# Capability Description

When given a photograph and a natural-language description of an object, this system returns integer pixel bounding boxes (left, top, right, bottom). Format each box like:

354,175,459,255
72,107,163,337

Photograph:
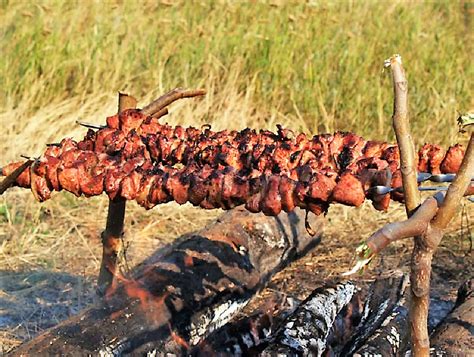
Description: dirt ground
0,192,472,353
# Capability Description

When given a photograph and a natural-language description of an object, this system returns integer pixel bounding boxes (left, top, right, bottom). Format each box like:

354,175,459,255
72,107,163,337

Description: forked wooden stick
348,56,474,357
386,55,433,356
388,55,420,215
97,92,137,295
96,88,206,294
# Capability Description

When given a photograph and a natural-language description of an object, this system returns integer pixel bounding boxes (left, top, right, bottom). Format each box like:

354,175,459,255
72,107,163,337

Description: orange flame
184,255,194,267
104,265,170,326
168,322,190,350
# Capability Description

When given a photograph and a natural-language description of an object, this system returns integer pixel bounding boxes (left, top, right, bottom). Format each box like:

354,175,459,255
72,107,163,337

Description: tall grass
0,0,471,160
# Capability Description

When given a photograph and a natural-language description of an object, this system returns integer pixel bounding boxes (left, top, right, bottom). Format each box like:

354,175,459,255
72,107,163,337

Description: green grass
1,0,472,148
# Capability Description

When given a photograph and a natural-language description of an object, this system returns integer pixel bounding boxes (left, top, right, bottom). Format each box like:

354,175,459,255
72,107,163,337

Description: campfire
1,55,472,356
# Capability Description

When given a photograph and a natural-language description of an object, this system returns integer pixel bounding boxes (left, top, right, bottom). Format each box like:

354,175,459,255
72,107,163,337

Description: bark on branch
141,88,206,117
389,54,420,215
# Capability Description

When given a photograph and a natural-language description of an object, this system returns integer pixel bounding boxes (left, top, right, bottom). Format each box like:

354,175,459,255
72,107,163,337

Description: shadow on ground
0,270,96,352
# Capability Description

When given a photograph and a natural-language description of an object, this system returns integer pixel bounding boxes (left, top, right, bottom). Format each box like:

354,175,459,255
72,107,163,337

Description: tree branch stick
366,197,438,254
409,134,473,354
141,88,206,117
0,160,33,194
389,55,420,215
388,54,428,356
97,92,137,295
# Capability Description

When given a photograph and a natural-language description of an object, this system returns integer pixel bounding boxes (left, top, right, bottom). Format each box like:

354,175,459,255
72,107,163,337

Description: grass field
0,0,472,351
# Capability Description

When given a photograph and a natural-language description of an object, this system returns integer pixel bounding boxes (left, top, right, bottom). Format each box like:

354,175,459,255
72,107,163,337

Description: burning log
260,281,355,356
191,290,300,356
353,293,456,357
11,207,323,355
340,272,407,355
430,279,474,355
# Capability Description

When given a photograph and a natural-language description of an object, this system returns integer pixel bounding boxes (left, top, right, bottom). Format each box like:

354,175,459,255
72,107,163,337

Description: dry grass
0,0,473,352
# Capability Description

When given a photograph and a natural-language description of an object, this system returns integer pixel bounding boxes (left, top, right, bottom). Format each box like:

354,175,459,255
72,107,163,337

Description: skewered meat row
1,120,465,215
76,110,463,177
7,109,462,183
0,157,412,215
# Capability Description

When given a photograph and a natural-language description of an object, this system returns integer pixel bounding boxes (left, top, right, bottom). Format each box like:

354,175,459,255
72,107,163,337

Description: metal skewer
76,121,106,130
418,172,474,183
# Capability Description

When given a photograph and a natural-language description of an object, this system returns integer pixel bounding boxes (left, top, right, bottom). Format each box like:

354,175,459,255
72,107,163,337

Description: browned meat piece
188,175,208,206
332,172,365,207
307,173,337,201
418,143,445,174
382,146,400,172
165,173,189,205
118,109,147,133
363,141,388,158
58,167,80,197
417,143,432,173
106,114,119,129
2,107,467,217
261,175,282,216
135,175,155,209
390,170,404,202
31,172,51,202
121,171,141,200
279,175,296,212
440,144,464,173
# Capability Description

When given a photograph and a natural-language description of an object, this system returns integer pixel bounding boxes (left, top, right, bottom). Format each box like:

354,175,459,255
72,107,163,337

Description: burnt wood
430,279,474,356
260,281,355,357
12,207,323,355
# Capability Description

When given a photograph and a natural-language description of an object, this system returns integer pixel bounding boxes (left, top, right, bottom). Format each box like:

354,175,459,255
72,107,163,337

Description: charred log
340,272,407,355
355,294,455,357
353,296,410,356
191,291,300,356
11,207,323,356
430,279,474,356
260,281,355,357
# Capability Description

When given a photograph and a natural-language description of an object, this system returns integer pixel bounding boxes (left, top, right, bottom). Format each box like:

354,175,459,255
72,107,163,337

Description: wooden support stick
388,55,473,356
408,134,473,356
388,54,430,356
97,92,137,295
141,88,206,117
389,54,420,215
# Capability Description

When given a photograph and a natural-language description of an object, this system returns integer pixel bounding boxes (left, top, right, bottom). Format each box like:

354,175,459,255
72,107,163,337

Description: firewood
430,279,474,355
11,207,323,355
191,290,299,356
340,272,407,355
353,295,455,357
260,281,355,356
